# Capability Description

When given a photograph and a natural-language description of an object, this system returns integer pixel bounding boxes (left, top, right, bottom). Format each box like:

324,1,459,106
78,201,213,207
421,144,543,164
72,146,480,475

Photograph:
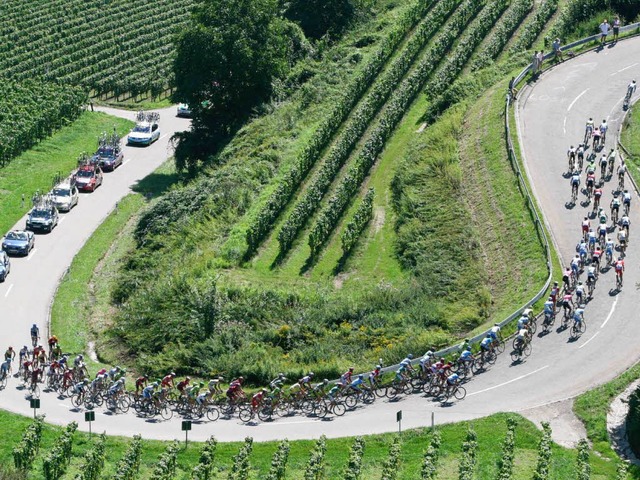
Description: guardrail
378,23,640,374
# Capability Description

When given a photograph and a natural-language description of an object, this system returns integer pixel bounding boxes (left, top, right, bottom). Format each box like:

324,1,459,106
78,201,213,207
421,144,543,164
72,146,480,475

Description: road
1,40,640,443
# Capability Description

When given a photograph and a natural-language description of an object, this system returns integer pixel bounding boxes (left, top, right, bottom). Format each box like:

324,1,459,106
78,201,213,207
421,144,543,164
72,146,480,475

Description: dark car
2,230,35,256
74,165,103,192
95,145,124,172
26,204,59,233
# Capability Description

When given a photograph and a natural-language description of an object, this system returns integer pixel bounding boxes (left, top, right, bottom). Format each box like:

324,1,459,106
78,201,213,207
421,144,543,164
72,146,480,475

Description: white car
127,120,160,146
51,182,79,212
0,250,10,282
177,103,192,117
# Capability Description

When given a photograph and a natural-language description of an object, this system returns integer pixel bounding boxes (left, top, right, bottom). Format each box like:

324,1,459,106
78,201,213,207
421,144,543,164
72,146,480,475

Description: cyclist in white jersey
600,119,608,142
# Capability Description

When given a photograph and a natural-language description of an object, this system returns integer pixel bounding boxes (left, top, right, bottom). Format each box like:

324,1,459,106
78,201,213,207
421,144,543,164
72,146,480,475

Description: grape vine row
12,415,44,471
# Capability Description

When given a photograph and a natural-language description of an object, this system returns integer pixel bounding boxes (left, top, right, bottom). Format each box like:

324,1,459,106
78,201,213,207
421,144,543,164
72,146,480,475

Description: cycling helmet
32,323,37,328
7,346,12,350
323,379,329,384
407,354,414,359
238,376,244,382
349,367,354,372
309,372,314,377
553,281,558,286
578,281,583,286
358,374,363,379
262,388,268,393
186,376,191,380
78,354,84,360
23,346,28,350
375,365,382,370
153,381,159,387
170,372,176,377
218,376,224,380
199,382,205,388
464,346,471,352
279,372,285,377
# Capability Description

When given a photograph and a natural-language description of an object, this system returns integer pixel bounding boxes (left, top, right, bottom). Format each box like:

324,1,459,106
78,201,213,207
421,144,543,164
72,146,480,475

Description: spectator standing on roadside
536,50,544,71
600,19,609,45
531,51,539,76
552,38,564,62
613,17,621,42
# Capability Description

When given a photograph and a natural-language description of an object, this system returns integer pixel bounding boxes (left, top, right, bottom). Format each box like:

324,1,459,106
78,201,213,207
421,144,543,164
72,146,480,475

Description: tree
173,0,298,172
285,0,367,39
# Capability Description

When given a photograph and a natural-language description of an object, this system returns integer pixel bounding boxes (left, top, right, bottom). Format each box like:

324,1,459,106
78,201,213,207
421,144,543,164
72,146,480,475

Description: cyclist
227,377,245,403
187,382,204,405
4,346,15,362
561,291,574,317
339,367,355,388
607,148,616,174
517,313,529,331
562,266,572,290
599,153,608,178
543,296,555,321
622,189,632,213
571,171,581,200
618,228,628,252
597,221,607,245
73,354,84,369
479,334,493,356
489,322,502,342
586,172,596,198
567,145,576,169
585,118,594,142
581,217,590,240
611,194,621,223
459,347,475,368
47,335,59,353
208,376,224,396
196,389,213,407
312,378,330,396
269,373,287,390
444,373,460,397
161,372,176,389
515,327,530,352
71,378,90,396
368,365,382,389
400,354,414,372
586,265,597,292
142,382,158,408
592,127,601,150
30,324,39,346
349,374,369,393
50,343,62,361
571,254,581,279
618,161,627,187
577,144,585,168
394,364,408,385
587,229,597,252
593,185,603,210
575,281,586,305
108,378,126,402
592,245,602,270
135,375,148,395
605,237,615,264
614,256,625,284
573,306,585,328
577,240,588,266
251,389,268,411
108,366,124,382
300,372,315,392
627,80,637,101
176,376,191,396
326,384,342,402
0,357,11,378
600,119,608,143
19,346,29,364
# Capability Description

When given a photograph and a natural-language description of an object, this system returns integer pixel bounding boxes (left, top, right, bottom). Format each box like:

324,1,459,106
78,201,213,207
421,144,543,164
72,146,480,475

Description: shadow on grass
131,170,183,198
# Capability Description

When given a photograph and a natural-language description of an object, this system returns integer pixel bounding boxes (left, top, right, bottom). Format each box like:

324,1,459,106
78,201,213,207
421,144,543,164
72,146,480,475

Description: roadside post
29,398,40,418
85,410,95,436
397,410,402,434
182,420,192,448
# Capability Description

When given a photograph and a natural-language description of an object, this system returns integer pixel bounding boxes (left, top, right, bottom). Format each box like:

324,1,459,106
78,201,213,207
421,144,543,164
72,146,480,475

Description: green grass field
0,112,133,235
621,101,640,186
0,410,628,479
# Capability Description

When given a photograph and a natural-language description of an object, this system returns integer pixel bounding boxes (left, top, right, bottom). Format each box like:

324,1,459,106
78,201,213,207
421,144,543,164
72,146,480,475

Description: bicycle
440,382,467,403
616,273,623,290
571,183,578,203
344,387,375,408
0,369,8,389
541,311,555,333
587,278,595,297
510,338,532,362
571,319,586,338
618,173,625,191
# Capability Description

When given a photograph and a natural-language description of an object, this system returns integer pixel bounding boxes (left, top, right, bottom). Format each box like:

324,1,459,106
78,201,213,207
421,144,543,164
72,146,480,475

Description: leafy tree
173,0,304,171
285,0,365,39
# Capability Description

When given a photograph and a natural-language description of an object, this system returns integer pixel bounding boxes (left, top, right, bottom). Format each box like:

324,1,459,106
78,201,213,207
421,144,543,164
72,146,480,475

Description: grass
620,101,640,187
50,160,180,367
573,361,640,476
0,410,625,479
0,112,133,235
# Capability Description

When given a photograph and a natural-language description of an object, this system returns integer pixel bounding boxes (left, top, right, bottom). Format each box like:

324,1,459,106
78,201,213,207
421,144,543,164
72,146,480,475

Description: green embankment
621,102,640,186
0,112,132,235
0,411,625,479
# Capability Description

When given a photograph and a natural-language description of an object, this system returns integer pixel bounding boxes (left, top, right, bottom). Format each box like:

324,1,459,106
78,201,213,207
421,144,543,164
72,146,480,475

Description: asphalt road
0,39,639,443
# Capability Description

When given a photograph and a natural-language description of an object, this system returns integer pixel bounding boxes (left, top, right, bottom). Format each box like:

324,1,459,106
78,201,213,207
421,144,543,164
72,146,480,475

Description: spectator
536,50,544,71
552,38,564,62
532,51,538,76
508,76,518,100
599,19,609,45
613,17,621,42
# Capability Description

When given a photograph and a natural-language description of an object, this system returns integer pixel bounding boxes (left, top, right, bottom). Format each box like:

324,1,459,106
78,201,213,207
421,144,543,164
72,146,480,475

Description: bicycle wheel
160,405,173,420
495,340,505,354
510,350,521,363
206,406,220,422
331,402,346,417
362,390,375,404
118,396,131,413
454,385,467,400
239,406,254,423
0,374,6,389
523,343,532,357
374,385,387,398
487,350,497,365
529,320,537,335
345,394,358,409
314,402,328,419
71,393,83,407
257,406,274,422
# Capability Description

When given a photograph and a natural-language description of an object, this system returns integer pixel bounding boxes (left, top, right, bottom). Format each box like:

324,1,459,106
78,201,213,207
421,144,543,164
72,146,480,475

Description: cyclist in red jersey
251,388,268,410
135,375,148,394
227,377,245,402
177,377,191,395
161,372,176,389
550,281,560,307
615,257,625,282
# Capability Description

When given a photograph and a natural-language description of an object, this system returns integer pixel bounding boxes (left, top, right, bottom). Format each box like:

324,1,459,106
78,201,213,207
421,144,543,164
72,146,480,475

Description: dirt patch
607,379,640,465
333,272,350,289
373,206,386,234
520,398,588,448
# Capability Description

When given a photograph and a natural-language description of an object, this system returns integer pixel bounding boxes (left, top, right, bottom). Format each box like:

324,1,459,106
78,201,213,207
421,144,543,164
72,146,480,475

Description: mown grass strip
620,102,640,187
0,112,132,235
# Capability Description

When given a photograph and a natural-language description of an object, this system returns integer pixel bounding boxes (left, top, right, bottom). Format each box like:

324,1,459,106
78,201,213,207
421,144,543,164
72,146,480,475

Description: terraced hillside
54,0,637,381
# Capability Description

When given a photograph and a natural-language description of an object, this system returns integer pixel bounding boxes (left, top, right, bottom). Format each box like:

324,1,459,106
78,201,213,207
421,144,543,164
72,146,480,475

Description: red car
74,165,103,192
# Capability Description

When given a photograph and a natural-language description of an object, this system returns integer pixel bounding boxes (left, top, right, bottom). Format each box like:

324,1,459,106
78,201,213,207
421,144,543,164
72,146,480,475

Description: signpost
182,420,192,448
396,410,402,434
85,410,95,436
29,398,40,418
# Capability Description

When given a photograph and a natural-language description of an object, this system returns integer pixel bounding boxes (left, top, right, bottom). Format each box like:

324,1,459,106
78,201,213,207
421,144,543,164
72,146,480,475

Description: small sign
396,410,402,422
85,411,95,422
30,398,40,409
182,420,192,431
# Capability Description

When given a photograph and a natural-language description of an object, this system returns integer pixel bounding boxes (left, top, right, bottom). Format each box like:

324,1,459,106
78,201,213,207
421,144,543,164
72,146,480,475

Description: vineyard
1,413,631,479
0,0,195,99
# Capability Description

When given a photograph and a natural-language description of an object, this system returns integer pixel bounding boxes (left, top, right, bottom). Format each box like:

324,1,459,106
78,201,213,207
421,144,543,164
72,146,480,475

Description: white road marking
468,365,549,397
27,248,37,261
578,331,600,349
567,89,589,112
610,62,639,75
59,217,66,224
4,284,13,297
563,117,567,135
159,134,168,141
122,159,130,166
600,296,619,328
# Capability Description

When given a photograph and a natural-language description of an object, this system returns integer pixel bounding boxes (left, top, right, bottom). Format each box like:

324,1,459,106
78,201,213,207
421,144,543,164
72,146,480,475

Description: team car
127,111,160,146
0,250,10,282
74,164,104,192
26,201,59,233
51,182,79,212
94,131,124,171
2,230,35,256
176,103,192,117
